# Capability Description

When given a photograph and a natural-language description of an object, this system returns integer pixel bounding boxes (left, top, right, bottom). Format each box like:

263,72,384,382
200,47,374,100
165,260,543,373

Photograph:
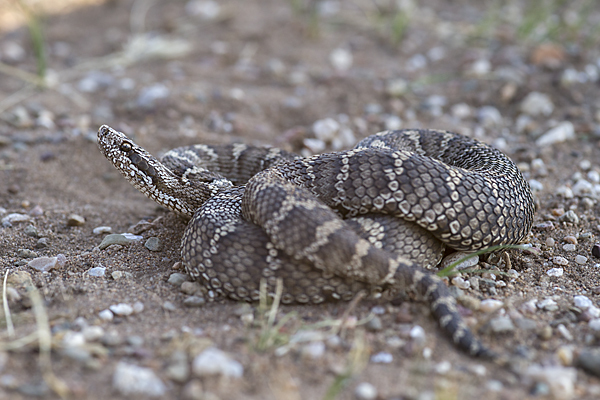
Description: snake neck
97,125,231,218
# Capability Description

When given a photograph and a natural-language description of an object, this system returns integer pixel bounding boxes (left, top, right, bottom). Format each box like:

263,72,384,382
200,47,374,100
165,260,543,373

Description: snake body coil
98,125,534,358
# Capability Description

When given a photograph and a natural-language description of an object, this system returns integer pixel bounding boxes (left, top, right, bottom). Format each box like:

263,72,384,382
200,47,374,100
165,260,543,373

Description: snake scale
97,125,534,358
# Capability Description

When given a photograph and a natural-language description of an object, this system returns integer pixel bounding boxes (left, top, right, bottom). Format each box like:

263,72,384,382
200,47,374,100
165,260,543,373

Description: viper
97,125,534,358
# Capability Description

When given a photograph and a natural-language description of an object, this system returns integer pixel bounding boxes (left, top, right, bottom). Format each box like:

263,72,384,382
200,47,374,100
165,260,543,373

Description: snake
97,125,534,358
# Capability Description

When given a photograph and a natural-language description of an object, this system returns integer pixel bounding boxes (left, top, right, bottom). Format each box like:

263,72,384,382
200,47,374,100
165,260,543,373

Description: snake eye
120,141,132,152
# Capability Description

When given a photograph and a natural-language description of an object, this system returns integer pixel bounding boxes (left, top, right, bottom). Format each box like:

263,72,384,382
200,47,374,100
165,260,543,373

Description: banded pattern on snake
97,125,534,358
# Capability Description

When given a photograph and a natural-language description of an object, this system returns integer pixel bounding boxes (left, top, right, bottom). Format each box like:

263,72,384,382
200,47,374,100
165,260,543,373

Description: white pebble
87,266,106,277
370,352,393,363
468,59,491,76
547,267,564,277
82,325,105,341
521,299,538,313
555,185,574,198
574,295,593,310
478,106,503,128
553,256,569,266
301,341,325,359
109,303,134,316
28,256,59,272
354,382,377,400
562,244,576,252
93,226,112,235
313,118,339,142
538,298,559,311
112,362,166,397
588,306,600,318
535,121,575,147
384,115,403,130
588,170,600,183
303,138,326,154
434,360,452,375
557,324,573,341
133,301,145,313
451,276,470,290
575,255,588,265
528,179,544,192
409,325,425,341
589,319,600,331
99,309,114,321
451,103,472,119
329,48,353,72
192,347,243,378
572,179,593,196
480,299,504,313
2,213,31,224
580,159,592,170
520,92,554,116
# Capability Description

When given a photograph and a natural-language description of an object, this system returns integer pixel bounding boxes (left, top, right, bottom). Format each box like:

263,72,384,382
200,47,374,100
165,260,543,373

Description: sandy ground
2,1,600,399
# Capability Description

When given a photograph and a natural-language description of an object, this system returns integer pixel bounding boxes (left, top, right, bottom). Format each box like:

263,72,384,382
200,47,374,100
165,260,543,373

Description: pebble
451,276,470,290
557,324,573,341
557,346,574,366
99,234,132,250
489,316,515,332
24,225,38,237
386,78,408,97
136,84,170,109
562,244,576,252
36,237,49,248
535,121,575,147
365,316,383,331
109,303,134,316
520,92,554,116
2,213,30,225
180,281,201,295
354,382,377,400
66,214,85,226
18,249,38,258
592,244,600,259
166,350,190,383
534,221,555,231
528,179,544,192
572,179,593,196
303,138,326,154
192,347,243,378
98,309,114,321
559,210,579,224
515,318,537,331
538,298,559,311
300,341,325,360
552,256,568,266
168,273,189,286
77,71,115,93
477,106,503,128
163,301,178,311
312,118,339,142
575,255,588,265
132,301,144,314
93,226,112,235
574,295,593,310
144,237,162,252
370,352,393,363
27,256,59,272
183,296,205,307
526,365,576,399
329,48,353,72
588,319,600,331
543,267,559,278
409,325,425,343
87,267,106,277
111,271,132,280
82,326,105,342
480,299,504,313
450,103,472,119
112,362,166,397
577,349,600,377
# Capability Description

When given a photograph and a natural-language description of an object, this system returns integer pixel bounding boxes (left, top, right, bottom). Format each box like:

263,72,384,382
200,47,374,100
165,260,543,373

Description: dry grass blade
3,269,14,338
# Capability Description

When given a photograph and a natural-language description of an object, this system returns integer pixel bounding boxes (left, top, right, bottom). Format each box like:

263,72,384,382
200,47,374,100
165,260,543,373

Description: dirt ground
2,0,600,399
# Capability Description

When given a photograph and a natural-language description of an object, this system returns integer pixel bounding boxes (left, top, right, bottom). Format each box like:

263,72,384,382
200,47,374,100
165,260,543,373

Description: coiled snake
97,125,534,358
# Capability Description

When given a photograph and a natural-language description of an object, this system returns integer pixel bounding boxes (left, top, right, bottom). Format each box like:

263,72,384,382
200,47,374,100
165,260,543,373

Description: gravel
112,362,167,397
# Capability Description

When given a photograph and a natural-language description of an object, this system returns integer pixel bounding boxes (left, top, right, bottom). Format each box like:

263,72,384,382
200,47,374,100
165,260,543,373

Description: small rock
365,316,383,331
480,299,504,313
112,362,166,397
99,234,132,250
441,252,478,270
67,214,85,226
535,121,575,147
109,303,134,316
370,352,393,363
386,78,408,97
144,237,162,252
588,319,600,331
557,346,574,366
592,244,600,259
575,255,588,265
329,48,353,72
538,298,559,311
166,350,190,383
300,341,325,360
24,225,38,237
489,316,515,333
562,244,576,252
559,210,579,224
574,295,593,310
133,301,144,313
525,365,576,400
552,256,568,266
163,301,178,311
35,237,49,248
477,106,503,128
192,347,243,378
18,249,38,258
354,382,377,400
557,324,573,341
520,92,554,116
93,226,112,235
27,256,58,272
451,276,470,290
82,326,105,342
450,103,472,119
2,213,30,225
534,221,555,231
577,349,600,377
87,267,106,277
168,273,189,286
312,118,339,142
183,296,205,307
409,325,425,342
99,309,114,321
137,84,170,109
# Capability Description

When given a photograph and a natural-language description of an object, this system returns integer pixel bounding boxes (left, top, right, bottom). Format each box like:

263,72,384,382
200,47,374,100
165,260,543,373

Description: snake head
97,125,232,217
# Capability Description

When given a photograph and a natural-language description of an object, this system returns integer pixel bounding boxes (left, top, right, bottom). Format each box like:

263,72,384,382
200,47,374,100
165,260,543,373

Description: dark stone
577,349,600,377
592,243,600,259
